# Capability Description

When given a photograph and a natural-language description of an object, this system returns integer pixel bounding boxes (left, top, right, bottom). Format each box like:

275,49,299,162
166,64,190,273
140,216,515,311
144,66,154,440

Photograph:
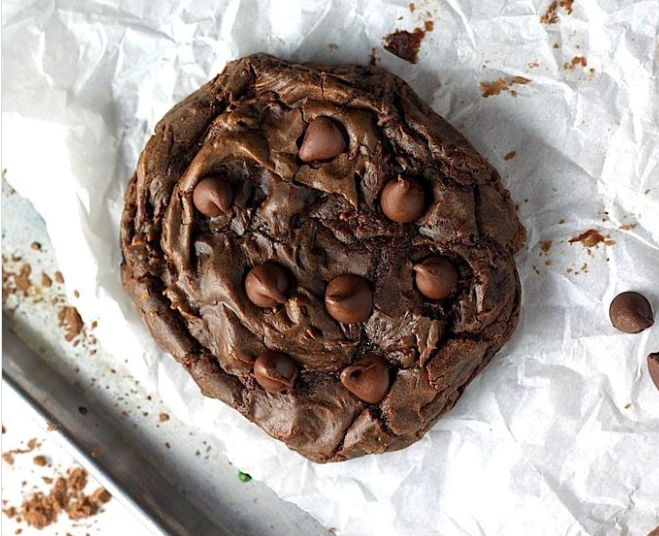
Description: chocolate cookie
120,54,525,462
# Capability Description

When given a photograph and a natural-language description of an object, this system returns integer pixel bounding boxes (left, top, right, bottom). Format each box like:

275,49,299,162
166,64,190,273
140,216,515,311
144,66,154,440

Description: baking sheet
3,0,659,534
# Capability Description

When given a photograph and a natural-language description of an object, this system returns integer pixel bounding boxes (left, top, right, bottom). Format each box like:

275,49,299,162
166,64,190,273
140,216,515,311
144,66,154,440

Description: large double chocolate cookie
121,54,525,462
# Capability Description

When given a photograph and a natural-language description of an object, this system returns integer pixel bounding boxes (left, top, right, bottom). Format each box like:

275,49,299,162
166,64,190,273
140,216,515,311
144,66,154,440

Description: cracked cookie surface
120,53,525,462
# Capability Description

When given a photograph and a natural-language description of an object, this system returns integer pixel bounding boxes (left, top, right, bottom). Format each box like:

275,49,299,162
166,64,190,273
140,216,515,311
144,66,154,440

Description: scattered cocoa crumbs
14,264,32,295
58,306,84,342
504,151,517,161
33,455,47,467
480,76,530,98
568,229,615,248
383,20,434,64
564,56,587,70
3,506,17,518
159,413,170,423
9,466,112,529
54,271,64,284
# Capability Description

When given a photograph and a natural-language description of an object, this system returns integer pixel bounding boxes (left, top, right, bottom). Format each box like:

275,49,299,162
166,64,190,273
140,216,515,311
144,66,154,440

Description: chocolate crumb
504,151,517,161
480,76,530,98
54,271,64,284
14,264,32,295
619,223,637,231
41,273,52,287
58,306,84,342
383,20,433,64
2,425,5,434
46,421,60,432
165,442,171,449
3,505,17,518
568,229,615,248
73,290,80,298
541,0,573,24
33,455,47,467
159,413,170,423
564,56,587,70
30,242,42,251
540,240,553,255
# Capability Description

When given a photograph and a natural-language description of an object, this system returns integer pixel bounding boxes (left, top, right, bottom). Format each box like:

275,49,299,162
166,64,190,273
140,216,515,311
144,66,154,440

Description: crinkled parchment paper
3,0,659,534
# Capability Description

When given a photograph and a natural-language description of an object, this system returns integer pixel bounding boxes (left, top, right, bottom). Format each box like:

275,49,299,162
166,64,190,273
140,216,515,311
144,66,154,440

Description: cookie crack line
120,53,524,462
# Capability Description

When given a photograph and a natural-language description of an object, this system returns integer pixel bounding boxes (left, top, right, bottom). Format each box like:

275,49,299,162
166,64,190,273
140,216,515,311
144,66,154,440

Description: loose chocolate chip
193,176,234,217
340,355,390,404
325,274,373,324
609,291,654,333
254,351,298,393
413,257,459,300
298,116,347,162
245,263,289,308
380,176,426,223
647,353,659,393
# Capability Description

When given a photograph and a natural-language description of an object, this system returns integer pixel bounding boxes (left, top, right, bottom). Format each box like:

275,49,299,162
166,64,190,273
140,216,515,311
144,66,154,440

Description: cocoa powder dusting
57,306,84,342
383,20,434,64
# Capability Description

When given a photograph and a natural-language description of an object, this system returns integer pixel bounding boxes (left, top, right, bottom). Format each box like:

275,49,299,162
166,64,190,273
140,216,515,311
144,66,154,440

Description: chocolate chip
325,274,373,324
413,257,459,300
253,351,298,393
298,117,347,162
380,176,426,223
609,291,654,333
340,355,390,403
245,263,289,308
193,176,234,217
648,353,659,394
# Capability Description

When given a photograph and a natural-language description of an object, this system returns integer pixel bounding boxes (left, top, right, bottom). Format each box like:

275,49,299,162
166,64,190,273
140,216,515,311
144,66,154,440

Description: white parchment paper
3,0,659,534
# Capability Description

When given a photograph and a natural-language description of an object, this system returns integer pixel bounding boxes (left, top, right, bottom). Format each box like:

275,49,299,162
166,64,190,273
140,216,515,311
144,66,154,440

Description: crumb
165,442,171,449
540,240,553,255
619,223,637,231
33,455,47,467
409,2,415,11
383,20,433,64
15,264,32,295
42,477,53,484
504,151,517,161
46,421,60,432
41,273,52,287
90,446,105,459
558,218,565,224
624,403,632,409
30,242,42,251
553,43,559,49
90,488,111,504
564,56,587,70
645,189,650,195
568,229,610,248
560,0,574,14
480,76,530,98
54,271,64,284
57,306,84,342
528,60,539,68
369,47,379,66
589,67,596,73
2,425,5,434
159,413,170,423
540,1,559,24
73,290,80,298
3,505,17,518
